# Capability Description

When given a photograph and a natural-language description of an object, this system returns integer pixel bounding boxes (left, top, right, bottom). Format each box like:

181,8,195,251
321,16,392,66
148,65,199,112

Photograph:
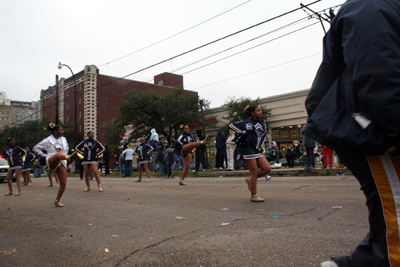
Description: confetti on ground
1,249,16,255
221,223,230,226
220,208,229,211
232,218,245,221
104,248,109,253
260,216,289,219
176,216,187,220
332,206,343,209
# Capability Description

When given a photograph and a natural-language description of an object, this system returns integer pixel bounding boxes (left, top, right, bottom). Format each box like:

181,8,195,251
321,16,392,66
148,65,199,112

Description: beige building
125,89,310,168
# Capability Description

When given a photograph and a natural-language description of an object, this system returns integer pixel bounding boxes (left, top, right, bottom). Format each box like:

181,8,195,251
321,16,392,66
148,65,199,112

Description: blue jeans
305,147,315,168
124,160,132,177
158,162,164,174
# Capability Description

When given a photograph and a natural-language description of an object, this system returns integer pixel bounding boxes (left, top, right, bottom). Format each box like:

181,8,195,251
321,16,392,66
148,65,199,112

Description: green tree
112,88,208,143
0,118,75,151
222,96,271,135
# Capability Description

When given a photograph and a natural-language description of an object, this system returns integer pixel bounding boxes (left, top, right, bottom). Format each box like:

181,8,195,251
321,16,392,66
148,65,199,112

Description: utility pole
55,75,59,125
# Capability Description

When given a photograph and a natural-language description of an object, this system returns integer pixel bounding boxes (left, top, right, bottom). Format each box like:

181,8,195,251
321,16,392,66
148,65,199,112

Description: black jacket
195,129,206,153
303,0,400,155
215,129,227,150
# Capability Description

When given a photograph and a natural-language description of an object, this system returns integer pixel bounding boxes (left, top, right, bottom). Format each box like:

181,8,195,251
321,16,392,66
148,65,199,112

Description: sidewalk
197,167,351,177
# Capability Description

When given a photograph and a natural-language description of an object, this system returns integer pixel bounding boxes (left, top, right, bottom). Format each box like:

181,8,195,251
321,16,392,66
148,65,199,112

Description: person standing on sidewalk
122,144,135,178
194,129,206,171
321,145,333,169
302,127,317,170
215,129,226,169
103,145,110,175
303,1,400,266
148,129,159,173
230,105,271,202
226,129,236,171
155,140,164,174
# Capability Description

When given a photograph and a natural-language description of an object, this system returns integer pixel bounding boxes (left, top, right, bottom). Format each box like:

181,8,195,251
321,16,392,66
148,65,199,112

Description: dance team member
3,137,26,196
34,123,74,207
22,146,35,186
76,131,105,192
230,105,271,202
134,139,153,182
175,125,208,185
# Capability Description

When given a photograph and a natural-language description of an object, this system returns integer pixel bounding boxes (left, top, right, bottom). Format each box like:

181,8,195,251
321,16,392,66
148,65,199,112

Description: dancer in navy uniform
302,1,400,266
134,139,153,182
175,125,209,185
34,123,75,207
230,105,271,202
3,137,26,196
76,131,105,192
22,146,35,186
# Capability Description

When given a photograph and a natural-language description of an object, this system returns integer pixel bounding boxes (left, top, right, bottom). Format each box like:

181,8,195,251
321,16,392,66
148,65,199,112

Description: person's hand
385,146,400,155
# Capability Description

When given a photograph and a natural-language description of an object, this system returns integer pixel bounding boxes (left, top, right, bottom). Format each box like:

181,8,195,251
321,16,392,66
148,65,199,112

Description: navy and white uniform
176,132,196,157
230,118,267,160
135,144,154,164
22,152,36,172
76,139,105,165
2,146,26,170
33,135,69,172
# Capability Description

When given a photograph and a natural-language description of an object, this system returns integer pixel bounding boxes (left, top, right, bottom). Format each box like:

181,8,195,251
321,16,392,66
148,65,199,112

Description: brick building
40,65,195,143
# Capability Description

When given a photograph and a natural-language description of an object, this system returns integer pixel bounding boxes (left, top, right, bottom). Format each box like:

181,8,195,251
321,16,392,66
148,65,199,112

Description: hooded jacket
215,129,227,150
195,129,206,152
303,0,400,155
149,129,159,150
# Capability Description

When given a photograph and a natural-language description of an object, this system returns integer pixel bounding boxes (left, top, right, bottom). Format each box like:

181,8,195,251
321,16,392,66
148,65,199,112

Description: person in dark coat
215,129,226,169
302,127,317,170
285,140,303,168
194,129,206,171
163,142,175,178
302,1,400,266
103,145,110,175
155,140,164,174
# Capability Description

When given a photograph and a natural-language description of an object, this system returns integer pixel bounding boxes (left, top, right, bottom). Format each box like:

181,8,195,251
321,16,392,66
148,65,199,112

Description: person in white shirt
33,123,75,207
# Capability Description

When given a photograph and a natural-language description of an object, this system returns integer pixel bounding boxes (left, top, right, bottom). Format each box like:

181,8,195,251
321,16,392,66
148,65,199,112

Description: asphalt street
1,175,367,267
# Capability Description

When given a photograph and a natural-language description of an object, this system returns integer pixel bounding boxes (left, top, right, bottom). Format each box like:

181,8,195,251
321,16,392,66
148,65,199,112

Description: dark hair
183,125,190,130
87,131,93,136
7,137,14,143
244,105,259,117
48,123,61,133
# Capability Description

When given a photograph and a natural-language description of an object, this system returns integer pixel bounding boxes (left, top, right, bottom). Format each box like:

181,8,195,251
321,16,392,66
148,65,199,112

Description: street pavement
1,175,367,267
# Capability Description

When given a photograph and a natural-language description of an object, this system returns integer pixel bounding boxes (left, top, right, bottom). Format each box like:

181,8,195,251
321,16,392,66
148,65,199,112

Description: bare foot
179,180,187,186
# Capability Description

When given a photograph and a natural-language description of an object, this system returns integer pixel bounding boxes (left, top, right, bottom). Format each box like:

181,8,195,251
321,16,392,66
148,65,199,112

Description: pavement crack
115,228,204,266
318,208,340,220
292,185,309,192
285,207,317,217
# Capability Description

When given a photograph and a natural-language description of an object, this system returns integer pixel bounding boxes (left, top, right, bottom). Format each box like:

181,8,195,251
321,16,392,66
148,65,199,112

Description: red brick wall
63,82,85,142
154,72,183,88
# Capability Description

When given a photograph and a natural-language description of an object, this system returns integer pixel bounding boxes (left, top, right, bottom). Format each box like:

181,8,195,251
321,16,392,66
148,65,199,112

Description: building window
66,103,68,109
79,111,81,119
79,97,81,104
66,90,69,96
271,129,279,139
280,130,289,138
290,129,299,138
66,115,69,122
79,125,81,132
5,117,10,121
6,112,10,115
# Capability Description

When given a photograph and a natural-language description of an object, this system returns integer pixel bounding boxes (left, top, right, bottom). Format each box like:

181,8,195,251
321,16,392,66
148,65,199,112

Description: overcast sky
0,0,344,108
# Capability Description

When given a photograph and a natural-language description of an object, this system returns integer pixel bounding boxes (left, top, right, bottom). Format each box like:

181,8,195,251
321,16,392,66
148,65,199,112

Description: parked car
0,158,9,182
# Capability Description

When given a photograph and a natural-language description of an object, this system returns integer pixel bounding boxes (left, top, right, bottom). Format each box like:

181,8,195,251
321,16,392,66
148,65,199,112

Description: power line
97,0,252,67
192,53,322,90
181,21,320,75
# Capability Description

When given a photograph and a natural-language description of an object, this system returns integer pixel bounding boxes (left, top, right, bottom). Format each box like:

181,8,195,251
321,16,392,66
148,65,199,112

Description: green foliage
222,96,271,135
0,118,75,151
112,88,207,143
